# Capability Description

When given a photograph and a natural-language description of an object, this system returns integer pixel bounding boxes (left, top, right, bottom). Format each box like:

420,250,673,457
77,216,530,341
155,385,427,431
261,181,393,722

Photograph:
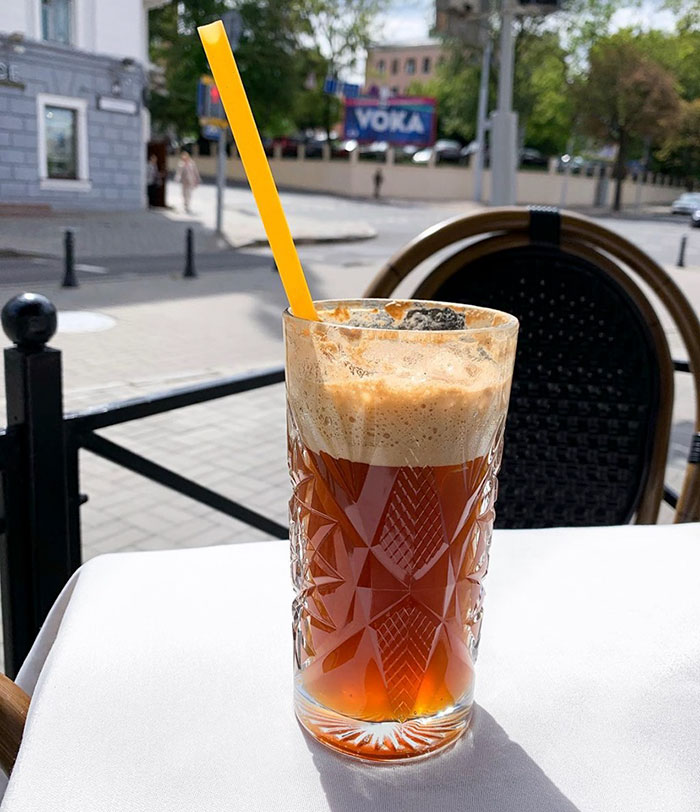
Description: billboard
344,97,437,146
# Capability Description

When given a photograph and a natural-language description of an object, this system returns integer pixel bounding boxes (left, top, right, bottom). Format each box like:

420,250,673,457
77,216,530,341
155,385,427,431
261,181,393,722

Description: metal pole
216,128,226,236
184,227,197,278
559,140,573,208
490,0,518,206
62,229,78,288
474,29,492,204
0,293,77,677
677,235,687,268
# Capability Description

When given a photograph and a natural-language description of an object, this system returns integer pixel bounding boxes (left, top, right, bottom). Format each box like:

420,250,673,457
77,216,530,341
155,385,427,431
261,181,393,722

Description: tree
575,38,681,210
149,0,309,139
658,99,700,188
301,0,388,137
513,25,573,155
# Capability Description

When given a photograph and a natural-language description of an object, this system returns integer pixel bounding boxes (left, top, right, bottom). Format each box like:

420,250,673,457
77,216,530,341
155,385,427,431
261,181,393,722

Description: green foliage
302,0,388,77
149,0,384,140
657,99,700,184
574,35,681,207
514,27,573,155
407,46,481,142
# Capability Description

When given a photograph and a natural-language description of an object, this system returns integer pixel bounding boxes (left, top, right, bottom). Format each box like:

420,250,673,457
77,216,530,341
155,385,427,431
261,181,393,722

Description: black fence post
184,227,197,278
0,293,79,677
677,235,687,268
62,229,79,288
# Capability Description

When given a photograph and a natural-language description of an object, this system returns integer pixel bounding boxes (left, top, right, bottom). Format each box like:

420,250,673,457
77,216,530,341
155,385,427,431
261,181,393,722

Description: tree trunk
613,132,627,212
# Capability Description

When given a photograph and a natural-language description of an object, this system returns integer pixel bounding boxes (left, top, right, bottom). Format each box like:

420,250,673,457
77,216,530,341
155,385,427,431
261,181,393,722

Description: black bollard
183,227,197,278
62,230,79,288
677,235,687,268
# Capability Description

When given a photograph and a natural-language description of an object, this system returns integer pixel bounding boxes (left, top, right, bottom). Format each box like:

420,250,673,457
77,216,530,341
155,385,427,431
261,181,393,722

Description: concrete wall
175,152,681,208
0,37,146,210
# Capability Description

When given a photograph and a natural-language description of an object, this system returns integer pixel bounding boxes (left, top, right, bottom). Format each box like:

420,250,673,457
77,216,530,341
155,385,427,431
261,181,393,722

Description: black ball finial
1,293,58,350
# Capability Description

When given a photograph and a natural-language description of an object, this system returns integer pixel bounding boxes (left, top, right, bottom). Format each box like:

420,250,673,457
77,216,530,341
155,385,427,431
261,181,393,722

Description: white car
671,193,700,215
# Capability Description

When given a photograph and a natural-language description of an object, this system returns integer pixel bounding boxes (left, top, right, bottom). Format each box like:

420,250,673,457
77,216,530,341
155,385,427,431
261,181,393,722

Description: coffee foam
285,302,517,468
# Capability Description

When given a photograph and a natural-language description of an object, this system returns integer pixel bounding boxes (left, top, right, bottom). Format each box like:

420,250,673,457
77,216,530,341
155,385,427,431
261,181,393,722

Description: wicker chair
365,207,700,527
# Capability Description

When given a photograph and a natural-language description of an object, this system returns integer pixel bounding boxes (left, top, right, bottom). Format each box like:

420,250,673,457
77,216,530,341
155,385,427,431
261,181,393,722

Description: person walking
373,167,384,200
175,150,201,214
146,154,162,208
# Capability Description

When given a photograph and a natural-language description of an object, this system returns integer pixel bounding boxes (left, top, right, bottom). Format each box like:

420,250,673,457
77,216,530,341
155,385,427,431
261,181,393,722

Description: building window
377,59,385,75
390,86,399,96
41,0,72,45
405,58,416,75
45,106,77,178
422,57,431,74
37,94,90,191
391,58,399,75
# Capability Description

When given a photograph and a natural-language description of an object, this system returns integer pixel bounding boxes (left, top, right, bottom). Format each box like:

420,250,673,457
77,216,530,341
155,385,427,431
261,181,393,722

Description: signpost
197,76,227,235
344,97,437,147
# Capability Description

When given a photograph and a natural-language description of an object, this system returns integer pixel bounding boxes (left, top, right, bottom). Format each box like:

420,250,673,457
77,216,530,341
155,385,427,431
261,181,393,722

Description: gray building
1,0,164,211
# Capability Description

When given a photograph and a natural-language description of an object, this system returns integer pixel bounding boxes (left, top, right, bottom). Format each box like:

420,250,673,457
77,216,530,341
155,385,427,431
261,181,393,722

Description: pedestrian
373,167,384,200
146,154,162,208
175,150,201,214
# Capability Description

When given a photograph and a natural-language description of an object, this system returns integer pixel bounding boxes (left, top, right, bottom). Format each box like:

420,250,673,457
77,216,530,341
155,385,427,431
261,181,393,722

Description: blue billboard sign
344,97,436,146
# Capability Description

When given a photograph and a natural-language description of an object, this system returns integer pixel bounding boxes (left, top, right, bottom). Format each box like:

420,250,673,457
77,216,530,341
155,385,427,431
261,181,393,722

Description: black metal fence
0,293,286,677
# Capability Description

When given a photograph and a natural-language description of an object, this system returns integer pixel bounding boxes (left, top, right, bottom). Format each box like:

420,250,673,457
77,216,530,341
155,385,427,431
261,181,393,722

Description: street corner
221,215,378,249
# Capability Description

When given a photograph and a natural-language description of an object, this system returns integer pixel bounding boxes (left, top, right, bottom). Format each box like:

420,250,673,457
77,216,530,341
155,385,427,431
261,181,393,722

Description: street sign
201,124,221,140
221,9,242,47
197,75,227,129
323,77,339,94
341,82,360,99
344,98,437,146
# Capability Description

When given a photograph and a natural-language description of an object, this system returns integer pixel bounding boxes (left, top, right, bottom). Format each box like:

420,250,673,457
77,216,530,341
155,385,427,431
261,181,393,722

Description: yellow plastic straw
198,20,317,320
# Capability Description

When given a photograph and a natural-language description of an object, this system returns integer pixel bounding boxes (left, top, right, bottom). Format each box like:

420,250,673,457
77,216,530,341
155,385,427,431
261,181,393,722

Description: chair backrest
366,207,700,526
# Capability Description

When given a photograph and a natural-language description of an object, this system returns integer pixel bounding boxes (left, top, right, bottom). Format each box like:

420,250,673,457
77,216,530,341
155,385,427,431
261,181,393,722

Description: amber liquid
290,440,495,726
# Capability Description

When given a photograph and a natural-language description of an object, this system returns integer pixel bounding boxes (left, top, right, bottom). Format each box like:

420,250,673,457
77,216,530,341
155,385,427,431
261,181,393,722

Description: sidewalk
0,185,377,259
0,253,696,562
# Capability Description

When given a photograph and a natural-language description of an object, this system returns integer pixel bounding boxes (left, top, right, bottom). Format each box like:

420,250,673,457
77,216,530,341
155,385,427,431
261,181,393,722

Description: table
2,524,699,811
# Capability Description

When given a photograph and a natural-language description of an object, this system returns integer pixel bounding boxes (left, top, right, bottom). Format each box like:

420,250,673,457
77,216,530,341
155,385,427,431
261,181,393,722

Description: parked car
358,141,390,160
412,139,463,165
671,193,700,215
331,139,357,158
557,154,587,174
520,148,548,169
691,209,700,228
459,141,490,167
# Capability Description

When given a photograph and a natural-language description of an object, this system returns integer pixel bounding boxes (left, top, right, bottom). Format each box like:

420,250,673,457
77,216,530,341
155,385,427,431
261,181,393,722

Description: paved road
2,184,699,286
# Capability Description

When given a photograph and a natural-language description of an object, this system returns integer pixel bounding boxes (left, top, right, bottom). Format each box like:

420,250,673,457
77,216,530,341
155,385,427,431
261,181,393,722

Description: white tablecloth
2,524,699,811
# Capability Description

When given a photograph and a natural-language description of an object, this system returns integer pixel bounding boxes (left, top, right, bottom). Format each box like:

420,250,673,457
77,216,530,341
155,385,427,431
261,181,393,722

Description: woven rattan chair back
365,207,700,526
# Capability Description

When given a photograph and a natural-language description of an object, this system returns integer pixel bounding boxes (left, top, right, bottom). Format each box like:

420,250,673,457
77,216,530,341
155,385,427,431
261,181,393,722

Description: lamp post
490,0,517,205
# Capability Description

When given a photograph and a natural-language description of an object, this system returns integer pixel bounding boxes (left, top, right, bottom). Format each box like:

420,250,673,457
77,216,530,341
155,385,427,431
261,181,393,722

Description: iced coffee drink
284,299,518,761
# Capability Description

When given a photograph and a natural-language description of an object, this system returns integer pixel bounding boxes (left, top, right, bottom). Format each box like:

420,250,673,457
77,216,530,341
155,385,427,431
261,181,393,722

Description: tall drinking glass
285,299,518,761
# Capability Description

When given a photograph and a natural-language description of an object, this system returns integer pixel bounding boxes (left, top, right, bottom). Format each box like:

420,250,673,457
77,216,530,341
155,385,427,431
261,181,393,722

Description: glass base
295,684,472,762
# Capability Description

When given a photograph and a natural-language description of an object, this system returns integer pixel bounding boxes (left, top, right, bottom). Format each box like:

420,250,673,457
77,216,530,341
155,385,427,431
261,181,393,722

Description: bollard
183,227,197,278
62,230,79,288
677,235,687,268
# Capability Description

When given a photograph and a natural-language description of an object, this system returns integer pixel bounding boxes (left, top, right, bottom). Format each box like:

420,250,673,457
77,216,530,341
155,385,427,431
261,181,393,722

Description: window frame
405,58,416,75
36,93,91,191
39,0,74,46
377,59,386,75
422,56,431,74
390,58,399,75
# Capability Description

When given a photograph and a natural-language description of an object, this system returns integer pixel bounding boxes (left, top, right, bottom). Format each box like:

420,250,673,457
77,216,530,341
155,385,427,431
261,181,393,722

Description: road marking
75,264,108,274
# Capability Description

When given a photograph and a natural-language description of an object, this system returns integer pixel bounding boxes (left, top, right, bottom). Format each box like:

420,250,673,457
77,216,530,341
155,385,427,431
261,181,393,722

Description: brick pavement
0,184,376,258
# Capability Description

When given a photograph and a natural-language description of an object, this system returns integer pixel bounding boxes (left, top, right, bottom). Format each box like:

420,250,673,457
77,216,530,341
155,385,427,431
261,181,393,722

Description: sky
374,0,677,46
344,0,679,81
